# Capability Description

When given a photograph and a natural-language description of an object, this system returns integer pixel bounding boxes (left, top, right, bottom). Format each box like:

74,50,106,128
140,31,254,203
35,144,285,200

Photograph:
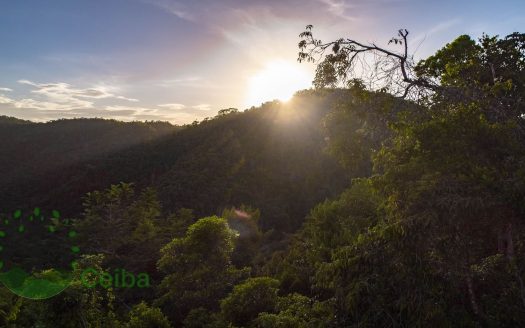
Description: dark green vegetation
0,96,347,232
1,30,525,327
0,118,175,212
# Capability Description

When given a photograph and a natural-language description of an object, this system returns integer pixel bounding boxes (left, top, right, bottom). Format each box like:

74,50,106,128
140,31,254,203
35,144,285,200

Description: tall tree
156,216,248,324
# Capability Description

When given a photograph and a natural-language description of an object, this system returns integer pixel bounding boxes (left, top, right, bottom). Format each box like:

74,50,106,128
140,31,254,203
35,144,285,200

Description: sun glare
245,60,312,108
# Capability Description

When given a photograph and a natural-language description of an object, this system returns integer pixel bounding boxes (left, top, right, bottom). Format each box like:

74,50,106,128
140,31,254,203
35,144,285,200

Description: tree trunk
504,223,525,308
466,273,486,327
505,223,515,260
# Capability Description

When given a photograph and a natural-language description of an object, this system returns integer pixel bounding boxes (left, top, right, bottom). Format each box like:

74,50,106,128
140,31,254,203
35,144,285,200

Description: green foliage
76,184,163,271
0,286,22,326
251,314,300,328
126,302,171,328
289,30,525,326
251,293,333,328
13,255,123,327
74,183,182,306
220,277,280,325
183,307,228,328
270,179,382,295
156,216,249,324
0,95,348,233
322,82,421,174
0,118,175,213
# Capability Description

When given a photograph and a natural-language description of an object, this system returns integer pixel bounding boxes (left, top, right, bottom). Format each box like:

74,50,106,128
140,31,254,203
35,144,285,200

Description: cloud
412,18,462,55
0,78,217,123
104,104,212,124
143,0,358,26
156,103,216,121
116,96,139,102
0,87,12,92
159,102,213,112
192,104,212,111
156,76,212,88
11,80,140,111
0,94,14,104
0,93,78,111
425,18,462,36
158,103,186,110
15,98,88,111
140,0,195,21
104,105,146,113
318,0,354,21
18,79,138,101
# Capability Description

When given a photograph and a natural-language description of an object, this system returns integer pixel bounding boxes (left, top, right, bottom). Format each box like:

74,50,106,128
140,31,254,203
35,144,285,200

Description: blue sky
0,0,523,123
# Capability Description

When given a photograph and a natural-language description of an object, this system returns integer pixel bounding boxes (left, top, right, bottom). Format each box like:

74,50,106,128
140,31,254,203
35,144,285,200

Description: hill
0,118,175,193
0,91,351,231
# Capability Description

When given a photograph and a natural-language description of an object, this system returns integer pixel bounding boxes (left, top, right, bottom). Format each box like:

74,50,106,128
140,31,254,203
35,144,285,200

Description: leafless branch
298,27,438,101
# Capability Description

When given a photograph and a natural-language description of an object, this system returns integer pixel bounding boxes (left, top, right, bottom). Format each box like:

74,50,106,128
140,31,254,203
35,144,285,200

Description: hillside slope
0,91,351,231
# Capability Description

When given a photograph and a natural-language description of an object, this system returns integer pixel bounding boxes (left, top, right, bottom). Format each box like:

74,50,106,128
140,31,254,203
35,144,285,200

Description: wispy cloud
0,91,83,111
0,94,14,104
412,18,462,56
192,104,212,111
0,87,12,92
105,104,212,124
318,0,355,21
0,78,216,123
12,80,139,111
156,77,217,89
143,0,360,28
158,103,213,113
116,95,139,102
420,18,462,39
140,0,194,21
158,103,186,110
18,80,138,102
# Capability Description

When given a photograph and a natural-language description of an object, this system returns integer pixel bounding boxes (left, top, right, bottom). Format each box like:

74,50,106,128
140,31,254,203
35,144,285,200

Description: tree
126,302,171,328
13,255,122,328
251,293,333,328
156,216,248,324
74,183,168,305
220,277,280,325
298,27,525,326
298,26,435,99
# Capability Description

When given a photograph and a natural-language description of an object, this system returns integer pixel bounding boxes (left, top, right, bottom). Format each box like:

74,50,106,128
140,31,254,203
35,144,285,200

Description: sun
245,60,312,107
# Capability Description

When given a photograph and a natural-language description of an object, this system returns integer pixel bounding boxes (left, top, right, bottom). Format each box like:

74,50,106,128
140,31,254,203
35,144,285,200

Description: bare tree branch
298,27,438,101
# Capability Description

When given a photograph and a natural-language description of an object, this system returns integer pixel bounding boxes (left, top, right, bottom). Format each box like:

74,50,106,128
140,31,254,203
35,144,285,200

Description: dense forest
1,30,525,327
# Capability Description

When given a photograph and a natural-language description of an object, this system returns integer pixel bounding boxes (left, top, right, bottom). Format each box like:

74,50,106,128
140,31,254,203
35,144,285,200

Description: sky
0,0,523,124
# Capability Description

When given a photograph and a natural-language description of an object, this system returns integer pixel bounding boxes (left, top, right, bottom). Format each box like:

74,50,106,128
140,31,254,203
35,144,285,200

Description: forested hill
0,118,175,195
0,90,352,232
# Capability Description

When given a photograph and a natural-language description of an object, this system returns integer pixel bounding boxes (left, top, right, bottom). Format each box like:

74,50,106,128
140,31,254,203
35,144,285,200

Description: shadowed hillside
0,91,353,232
0,118,175,189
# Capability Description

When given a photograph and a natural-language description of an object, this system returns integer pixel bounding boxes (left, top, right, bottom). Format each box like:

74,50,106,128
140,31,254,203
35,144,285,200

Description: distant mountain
0,91,351,231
